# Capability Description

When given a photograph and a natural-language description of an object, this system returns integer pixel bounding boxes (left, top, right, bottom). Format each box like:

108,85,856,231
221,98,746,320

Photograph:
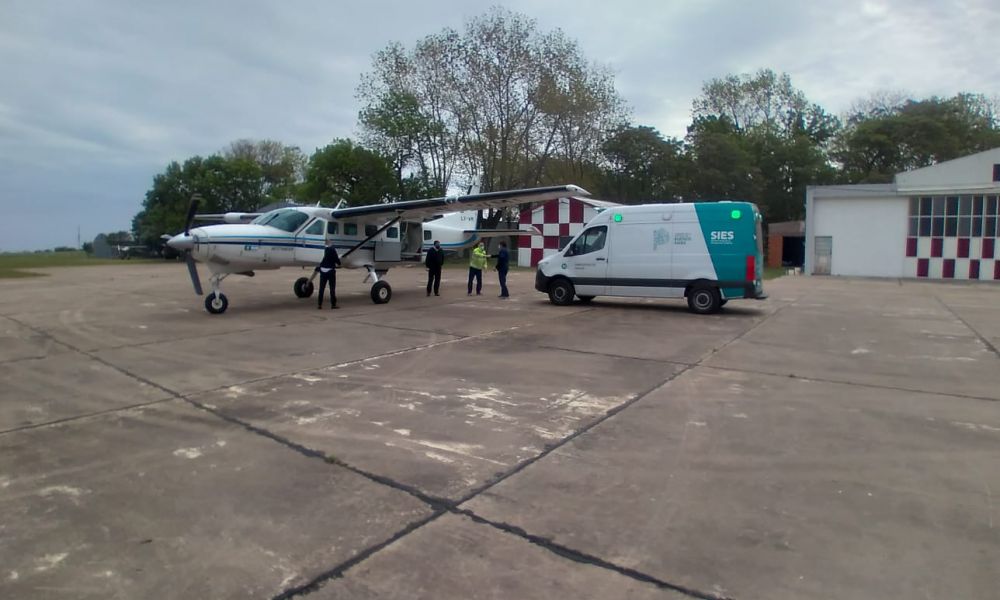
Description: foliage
833,94,1000,182
598,125,686,203
132,140,304,246
357,6,628,222
299,139,400,206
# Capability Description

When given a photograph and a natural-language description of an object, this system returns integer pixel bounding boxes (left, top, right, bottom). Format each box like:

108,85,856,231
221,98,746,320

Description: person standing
425,240,445,296
467,240,487,295
494,240,510,298
316,242,341,309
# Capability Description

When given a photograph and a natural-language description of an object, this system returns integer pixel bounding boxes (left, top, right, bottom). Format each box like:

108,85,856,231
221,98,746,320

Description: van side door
564,226,609,296
608,217,678,298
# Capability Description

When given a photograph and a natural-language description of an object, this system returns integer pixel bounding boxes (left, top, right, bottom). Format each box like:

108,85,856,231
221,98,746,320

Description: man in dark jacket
494,241,510,298
316,242,341,309
425,240,445,296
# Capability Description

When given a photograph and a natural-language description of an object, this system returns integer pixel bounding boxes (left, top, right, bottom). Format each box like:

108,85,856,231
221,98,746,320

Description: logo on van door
653,228,670,250
710,231,735,244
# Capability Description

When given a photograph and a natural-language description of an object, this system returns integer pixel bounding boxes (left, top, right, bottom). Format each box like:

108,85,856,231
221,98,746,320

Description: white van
534,202,766,313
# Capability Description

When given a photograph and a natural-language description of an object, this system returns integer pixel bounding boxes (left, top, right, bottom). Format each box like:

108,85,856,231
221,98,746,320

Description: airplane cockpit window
267,210,310,233
305,220,325,235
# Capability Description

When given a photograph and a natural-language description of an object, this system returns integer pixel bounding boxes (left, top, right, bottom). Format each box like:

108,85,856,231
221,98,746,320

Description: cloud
1,0,997,250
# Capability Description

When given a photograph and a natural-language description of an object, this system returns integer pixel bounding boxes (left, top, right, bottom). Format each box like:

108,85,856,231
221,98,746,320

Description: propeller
186,253,203,296
184,195,203,295
184,195,201,235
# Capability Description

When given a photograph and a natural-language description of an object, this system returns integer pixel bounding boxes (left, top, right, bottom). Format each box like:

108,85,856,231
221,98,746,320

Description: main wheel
205,293,229,314
371,280,392,304
548,279,575,306
577,295,595,304
293,277,314,298
687,284,721,314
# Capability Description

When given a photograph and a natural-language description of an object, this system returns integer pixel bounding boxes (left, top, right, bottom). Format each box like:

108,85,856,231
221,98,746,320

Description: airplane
166,185,586,314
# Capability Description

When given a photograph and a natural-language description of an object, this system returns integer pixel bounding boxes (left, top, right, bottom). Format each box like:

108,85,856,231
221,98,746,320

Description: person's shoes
427,293,430,297
468,292,472,296
317,305,322,309
434,293,440,296
331,305,340,310
476,292,482,295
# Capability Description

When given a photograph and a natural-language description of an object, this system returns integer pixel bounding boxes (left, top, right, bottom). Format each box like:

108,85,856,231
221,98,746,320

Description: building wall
811,196,909,277
518,198,598,267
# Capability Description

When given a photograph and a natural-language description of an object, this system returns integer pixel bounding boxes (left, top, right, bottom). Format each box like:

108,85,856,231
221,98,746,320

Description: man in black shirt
316,242,341,309
424,240,445,296
494,241,510,298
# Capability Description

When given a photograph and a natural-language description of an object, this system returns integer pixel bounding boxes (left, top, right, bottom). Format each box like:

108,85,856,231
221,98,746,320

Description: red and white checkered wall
518,197,597,267
903,195,1000,280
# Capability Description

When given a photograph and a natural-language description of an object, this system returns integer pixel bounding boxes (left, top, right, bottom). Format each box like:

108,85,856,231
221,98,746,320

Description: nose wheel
205,293,229,314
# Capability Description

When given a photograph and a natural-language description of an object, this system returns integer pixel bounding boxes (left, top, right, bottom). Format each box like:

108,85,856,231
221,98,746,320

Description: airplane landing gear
293,276,314,298
366,266,392,304
205,273,230,314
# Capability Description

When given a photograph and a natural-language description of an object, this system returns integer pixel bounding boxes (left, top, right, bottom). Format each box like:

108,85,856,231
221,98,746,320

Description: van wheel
577,295,594,304
687,284,721,314
548,279,575,306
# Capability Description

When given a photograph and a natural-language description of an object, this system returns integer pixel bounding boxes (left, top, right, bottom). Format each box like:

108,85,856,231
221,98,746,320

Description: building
805,148,1000,280
767,220,805,269
518,196,619,267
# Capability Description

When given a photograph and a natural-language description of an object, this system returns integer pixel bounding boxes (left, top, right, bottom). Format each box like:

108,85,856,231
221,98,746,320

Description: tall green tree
357,6,627,211
834,94,1000,182
598,125,686,204
299,139,399,206
223,139,306,200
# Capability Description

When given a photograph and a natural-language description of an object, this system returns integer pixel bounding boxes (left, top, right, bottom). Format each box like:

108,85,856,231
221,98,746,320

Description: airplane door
295,218,327,264
564,226,609,295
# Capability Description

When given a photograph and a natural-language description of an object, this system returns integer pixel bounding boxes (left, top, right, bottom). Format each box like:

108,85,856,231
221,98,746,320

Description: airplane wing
463,226,542,236
328,185,588,222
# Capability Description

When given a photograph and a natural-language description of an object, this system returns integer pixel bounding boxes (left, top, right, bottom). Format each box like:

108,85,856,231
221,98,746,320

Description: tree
834,94,1000,182
598,125,685,203
299,139,399,206
689,70,840,220
357,6,627,225
223,139,306,200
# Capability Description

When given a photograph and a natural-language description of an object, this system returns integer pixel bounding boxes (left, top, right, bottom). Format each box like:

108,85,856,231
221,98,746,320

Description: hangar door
814,236,832,275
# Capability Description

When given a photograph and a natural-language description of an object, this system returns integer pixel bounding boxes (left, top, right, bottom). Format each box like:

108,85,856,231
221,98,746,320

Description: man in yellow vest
467,240,488,295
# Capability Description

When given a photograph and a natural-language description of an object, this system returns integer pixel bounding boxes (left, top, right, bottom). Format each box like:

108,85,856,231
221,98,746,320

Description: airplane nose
167,233,194,251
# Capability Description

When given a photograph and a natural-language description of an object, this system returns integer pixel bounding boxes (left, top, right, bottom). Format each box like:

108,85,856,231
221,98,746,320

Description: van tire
577,295,594,304
687,284,721,314
548,279,575,306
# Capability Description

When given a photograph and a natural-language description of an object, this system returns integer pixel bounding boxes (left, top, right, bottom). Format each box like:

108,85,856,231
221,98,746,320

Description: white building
805,148,1000,280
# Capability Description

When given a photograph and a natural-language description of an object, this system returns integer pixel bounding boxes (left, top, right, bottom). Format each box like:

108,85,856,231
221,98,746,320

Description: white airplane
166,185,585,314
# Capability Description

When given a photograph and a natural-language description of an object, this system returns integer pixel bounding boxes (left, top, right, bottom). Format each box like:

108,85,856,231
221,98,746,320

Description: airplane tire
205,293,229,314
371,281,392,304
294,277,314,298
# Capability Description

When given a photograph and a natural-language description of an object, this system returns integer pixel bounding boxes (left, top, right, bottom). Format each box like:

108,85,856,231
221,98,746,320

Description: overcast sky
1,0,997,251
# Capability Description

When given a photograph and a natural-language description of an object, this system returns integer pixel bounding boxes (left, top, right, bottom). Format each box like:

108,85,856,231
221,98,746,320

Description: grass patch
763,266,786,280
0,251,159,278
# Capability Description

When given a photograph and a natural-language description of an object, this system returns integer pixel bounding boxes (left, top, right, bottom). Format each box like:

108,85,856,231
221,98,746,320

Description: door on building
814,236,832,275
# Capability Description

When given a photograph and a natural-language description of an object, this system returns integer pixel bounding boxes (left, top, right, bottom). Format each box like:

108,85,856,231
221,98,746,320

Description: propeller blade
184,195,201,235
185,252,203,296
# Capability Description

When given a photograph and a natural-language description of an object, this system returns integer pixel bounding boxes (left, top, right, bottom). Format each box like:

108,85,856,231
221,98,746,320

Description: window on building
993,164,1000,182
424,230,432,241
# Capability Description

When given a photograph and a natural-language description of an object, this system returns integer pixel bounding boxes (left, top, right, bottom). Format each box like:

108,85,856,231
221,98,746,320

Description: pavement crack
455,509,736,600
935,296,1000,360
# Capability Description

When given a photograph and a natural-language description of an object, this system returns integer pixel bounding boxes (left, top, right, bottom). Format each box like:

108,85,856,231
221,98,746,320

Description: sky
1,0,998,251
